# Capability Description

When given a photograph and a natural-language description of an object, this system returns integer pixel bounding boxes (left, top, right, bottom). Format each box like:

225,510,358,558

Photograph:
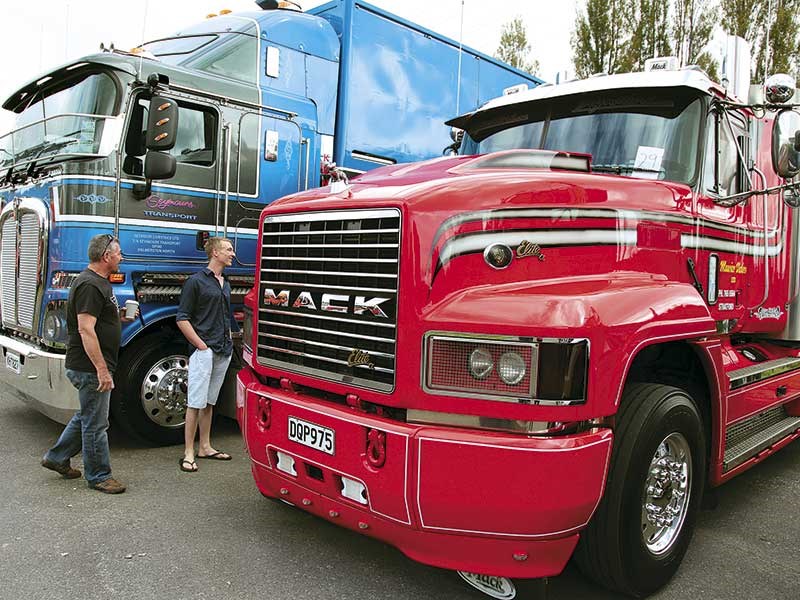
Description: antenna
455,0,464,115
64,2,70,60
764,0,773,88
138,0,150,80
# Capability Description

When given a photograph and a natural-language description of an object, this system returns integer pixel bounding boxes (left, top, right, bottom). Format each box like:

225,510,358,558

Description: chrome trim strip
263,228,400,237
261,308,396,329
258,344,395,374
264,320,395,344
264,209,398,224
260,268,397,279
432,207,780,249
265,243,397,249
438,229,637,269
681,233,782,257
263,256,397,264
728,357,800,390
263,280,396,294
262,333,395,359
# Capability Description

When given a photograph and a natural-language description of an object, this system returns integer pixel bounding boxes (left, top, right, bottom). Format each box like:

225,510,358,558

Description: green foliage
750,0,800,81
625,0,672,69
572,0,719,79
495,17,540,76
571,0,634,78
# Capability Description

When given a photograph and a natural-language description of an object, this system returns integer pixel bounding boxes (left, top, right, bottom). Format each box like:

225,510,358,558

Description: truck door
695,108,759,322
119,93,223,263
222,107,311,267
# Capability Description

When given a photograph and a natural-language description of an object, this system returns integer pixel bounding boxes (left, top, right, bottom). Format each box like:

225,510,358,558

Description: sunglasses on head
101,234,117,256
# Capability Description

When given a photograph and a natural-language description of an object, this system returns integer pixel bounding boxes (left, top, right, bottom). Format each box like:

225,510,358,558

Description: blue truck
0,0,541,444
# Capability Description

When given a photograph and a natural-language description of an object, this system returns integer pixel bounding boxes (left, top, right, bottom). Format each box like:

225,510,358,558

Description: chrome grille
0,199,47,334
1,217,15,328
257,208,401,392
18,213,41,329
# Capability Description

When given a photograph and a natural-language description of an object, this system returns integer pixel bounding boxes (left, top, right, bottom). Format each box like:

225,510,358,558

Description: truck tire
111,333,189,446
574,383,706,597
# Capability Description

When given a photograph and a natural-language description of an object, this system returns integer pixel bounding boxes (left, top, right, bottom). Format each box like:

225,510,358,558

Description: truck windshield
0,71,118,170
143,17,259,84
460,90,705,184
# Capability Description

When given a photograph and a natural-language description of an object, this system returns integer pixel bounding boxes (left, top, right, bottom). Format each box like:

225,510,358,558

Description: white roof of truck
481,69,724,112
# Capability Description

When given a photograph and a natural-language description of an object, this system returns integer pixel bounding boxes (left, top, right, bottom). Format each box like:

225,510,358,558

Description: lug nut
279,488,289,495
301,498,312,506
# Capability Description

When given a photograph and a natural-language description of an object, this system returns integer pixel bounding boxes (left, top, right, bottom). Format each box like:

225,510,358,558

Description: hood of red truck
267,150,693,290
251,150,706,420
272,150,692,213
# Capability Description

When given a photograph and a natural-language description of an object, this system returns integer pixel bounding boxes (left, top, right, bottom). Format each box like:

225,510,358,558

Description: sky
0,0,577,135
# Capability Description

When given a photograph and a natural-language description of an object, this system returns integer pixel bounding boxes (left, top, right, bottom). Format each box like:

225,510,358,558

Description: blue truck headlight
42,301,68,347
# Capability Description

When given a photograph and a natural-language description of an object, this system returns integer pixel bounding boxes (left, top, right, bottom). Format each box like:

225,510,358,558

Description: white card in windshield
634,145,664,179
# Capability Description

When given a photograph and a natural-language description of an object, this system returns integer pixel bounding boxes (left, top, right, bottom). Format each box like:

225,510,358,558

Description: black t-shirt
65,268,121,373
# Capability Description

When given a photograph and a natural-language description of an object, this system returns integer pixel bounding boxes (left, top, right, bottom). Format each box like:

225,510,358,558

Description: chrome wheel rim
140,354,188,428
641,432,692,555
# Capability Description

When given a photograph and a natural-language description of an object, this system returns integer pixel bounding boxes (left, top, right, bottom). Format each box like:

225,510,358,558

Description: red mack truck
235,57,800,598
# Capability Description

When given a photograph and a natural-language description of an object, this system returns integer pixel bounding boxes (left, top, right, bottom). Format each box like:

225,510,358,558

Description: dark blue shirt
176,268,238,356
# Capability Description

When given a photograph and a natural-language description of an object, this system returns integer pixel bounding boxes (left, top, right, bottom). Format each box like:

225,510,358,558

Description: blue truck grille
256,208,401,393
0,204,44,334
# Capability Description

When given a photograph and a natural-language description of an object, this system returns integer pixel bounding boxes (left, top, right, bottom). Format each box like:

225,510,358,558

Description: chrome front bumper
0,334,76,424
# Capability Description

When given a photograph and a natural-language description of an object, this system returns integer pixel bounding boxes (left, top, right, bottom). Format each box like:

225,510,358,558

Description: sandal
179,458,198,472
197,451,232,461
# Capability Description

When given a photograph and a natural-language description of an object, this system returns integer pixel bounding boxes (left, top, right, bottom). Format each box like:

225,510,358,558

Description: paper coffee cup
125,299,139,319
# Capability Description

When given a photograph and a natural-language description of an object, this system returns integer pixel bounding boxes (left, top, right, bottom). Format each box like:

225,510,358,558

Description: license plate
288,416,335,455
5,352,20,374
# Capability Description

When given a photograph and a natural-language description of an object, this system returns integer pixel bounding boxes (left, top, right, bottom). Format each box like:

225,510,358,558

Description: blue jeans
44,369,112,486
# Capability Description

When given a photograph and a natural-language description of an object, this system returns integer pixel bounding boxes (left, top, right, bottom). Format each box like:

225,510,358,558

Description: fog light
468,348,493,380
498,352,525,385
42,302,68,346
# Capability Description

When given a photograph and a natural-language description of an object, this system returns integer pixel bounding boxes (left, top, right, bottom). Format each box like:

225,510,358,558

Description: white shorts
187,348,232,409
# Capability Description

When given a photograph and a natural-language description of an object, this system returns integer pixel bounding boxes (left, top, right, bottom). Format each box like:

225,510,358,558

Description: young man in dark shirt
41,234,137,494
176,237,238,472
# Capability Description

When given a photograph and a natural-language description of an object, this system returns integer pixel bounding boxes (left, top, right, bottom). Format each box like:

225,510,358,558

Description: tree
720,0,765,40
625,0,672,70
750,0,800,81
671,0,719,79
495,17,539,76
571,0,635,78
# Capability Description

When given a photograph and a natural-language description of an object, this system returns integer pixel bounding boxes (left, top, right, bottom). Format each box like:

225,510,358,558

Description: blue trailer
0,0,541,444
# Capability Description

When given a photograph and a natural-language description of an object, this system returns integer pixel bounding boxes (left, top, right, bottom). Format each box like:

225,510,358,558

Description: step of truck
728,356,800,390
723,405,800,472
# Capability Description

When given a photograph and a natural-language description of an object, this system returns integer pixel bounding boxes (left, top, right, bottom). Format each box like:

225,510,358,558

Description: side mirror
772,109,800,179
134,95,179,199
145,96,178,151
443,127,464,156
144,151,176,180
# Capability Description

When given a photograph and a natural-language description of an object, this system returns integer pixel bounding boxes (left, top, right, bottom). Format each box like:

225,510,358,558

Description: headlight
498,352,526,385
424,333,588,405
468,348,493,379
42,301,68,347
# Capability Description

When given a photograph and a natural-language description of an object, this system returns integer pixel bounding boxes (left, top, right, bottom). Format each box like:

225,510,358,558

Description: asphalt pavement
2,389,799,600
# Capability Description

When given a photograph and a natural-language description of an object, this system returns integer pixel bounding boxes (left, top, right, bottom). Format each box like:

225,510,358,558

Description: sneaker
90,478,126,494
41,457,81,479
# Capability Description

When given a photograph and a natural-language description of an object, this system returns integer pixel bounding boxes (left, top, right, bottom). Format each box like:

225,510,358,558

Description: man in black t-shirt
41,234,137,494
